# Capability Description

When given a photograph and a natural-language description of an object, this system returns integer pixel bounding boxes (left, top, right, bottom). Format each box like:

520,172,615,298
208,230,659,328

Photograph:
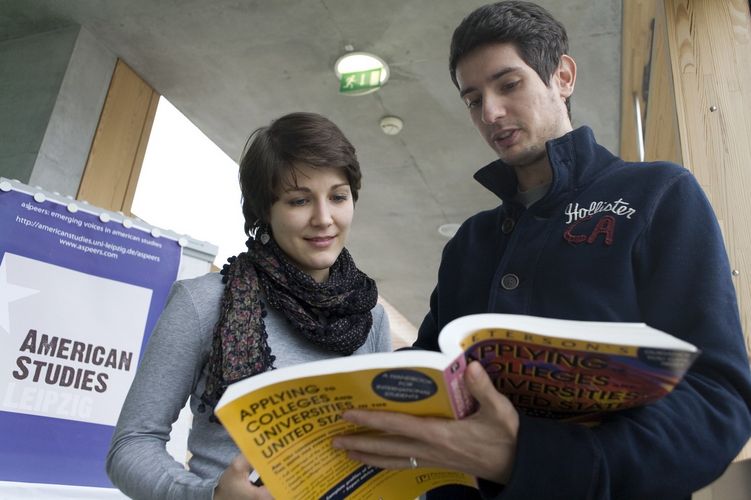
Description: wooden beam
643,3,682,164
77,59,159,214
620,0,659,161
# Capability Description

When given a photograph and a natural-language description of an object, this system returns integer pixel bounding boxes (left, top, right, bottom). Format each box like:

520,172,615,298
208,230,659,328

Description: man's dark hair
449,1,569,91
238,112,361,235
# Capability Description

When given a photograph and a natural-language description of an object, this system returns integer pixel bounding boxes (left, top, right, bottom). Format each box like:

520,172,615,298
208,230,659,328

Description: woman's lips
305,236,335,248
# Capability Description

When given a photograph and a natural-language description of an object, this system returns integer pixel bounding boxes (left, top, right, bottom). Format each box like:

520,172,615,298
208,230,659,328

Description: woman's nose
311,200,333,226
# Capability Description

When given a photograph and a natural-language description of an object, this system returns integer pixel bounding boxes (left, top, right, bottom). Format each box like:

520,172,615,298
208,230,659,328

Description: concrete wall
0,27,75,183
0,25,116,197
31,27,116,196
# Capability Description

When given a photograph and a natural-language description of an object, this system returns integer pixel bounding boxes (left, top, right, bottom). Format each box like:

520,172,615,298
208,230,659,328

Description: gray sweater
106,273,391,500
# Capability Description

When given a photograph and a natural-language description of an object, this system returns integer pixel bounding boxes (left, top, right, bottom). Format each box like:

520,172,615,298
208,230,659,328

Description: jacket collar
473,126,618,211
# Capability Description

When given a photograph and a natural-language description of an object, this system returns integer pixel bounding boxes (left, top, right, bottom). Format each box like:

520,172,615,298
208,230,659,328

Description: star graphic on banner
0,256,40,334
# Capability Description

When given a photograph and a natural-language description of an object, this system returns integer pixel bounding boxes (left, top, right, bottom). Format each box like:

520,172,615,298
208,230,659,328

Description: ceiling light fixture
334,51,389,96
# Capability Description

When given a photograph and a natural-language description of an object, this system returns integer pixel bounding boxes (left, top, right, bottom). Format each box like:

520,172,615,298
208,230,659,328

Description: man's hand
214,454,273,500
332,361,519,484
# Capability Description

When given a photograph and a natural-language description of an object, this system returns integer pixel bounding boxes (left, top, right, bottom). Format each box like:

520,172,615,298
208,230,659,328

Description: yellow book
215,313,699,499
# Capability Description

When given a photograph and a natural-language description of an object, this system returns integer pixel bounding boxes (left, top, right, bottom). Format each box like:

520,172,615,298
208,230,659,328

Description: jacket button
502,218,515,234
501,273,519,290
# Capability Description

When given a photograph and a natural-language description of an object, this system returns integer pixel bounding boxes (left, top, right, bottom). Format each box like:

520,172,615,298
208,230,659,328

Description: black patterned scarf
201,237,378,409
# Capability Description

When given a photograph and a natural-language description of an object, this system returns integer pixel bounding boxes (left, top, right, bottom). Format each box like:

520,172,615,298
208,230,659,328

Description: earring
257,225,270,245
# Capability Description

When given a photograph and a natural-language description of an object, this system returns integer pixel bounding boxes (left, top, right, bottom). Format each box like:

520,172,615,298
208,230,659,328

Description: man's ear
555,54,576,99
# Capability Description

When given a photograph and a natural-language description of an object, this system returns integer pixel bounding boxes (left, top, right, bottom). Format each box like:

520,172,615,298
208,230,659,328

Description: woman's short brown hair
238,112,362,235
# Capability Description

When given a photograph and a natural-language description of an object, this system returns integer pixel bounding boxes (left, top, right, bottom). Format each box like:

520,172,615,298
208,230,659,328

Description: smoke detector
380,116,403,135
438,223,460,238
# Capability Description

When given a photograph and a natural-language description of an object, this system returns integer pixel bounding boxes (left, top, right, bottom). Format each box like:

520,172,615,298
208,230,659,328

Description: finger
344,450,425,471
230,454,252,474
333,432,424,459
256,486,274,500
341,409,450,441
341,409,416,430
464,361,509,412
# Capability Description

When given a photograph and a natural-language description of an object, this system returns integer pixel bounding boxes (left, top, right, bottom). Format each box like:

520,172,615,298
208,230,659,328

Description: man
332,1,751,499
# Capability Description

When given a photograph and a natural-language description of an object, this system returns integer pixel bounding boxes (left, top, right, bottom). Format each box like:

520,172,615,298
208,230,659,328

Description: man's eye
502,80,520,92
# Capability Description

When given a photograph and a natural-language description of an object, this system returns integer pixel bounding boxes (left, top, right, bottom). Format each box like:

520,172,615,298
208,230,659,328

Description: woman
106,112,391,500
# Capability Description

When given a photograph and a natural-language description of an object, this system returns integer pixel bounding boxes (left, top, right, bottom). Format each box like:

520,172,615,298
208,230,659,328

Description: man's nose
481,95,507,125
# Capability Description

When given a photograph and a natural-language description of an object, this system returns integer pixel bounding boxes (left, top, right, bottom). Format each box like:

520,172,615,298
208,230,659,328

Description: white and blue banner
0,181,181,491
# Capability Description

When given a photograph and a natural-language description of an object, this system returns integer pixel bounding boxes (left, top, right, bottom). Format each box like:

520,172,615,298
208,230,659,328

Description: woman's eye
465,97,480,109
332,194,349,203
289,198,308,206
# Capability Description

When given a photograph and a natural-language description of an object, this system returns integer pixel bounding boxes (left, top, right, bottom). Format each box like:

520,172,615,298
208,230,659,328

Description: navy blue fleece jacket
417,127,751,499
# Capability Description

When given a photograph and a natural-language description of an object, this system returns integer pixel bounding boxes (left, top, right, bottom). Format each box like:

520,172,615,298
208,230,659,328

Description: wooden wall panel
643,5,682,164
620,0,659,161
77,59,158,214
664,0,751,461
623,0,751,464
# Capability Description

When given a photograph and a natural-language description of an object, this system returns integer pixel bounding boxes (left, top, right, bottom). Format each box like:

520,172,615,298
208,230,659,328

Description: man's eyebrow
459,67,522,98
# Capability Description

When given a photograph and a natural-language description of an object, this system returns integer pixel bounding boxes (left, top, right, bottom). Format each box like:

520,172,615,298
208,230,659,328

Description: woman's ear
556,54,576,99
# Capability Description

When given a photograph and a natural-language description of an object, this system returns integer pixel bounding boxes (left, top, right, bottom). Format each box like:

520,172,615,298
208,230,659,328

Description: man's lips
491,128,519,146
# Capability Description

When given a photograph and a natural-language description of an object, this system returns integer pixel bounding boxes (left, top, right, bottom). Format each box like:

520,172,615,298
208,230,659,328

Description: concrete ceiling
1,0,622,326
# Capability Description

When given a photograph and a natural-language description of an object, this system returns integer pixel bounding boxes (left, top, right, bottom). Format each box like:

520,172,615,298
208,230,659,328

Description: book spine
442,353,475,419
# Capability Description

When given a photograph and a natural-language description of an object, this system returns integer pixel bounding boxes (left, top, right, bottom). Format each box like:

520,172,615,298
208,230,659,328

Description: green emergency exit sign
339,68,382,94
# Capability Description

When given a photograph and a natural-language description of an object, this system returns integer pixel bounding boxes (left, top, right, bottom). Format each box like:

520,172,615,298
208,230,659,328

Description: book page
438,314,698,354
216,351,475,499
437,314,699,421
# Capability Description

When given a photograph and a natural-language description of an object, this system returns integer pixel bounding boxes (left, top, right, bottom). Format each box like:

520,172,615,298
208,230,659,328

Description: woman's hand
214,454,273,500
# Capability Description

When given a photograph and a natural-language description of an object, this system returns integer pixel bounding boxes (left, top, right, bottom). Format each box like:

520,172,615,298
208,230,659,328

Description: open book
215,313,699,499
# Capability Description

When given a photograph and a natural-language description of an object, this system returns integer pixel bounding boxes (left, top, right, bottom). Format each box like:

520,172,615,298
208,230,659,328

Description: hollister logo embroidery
563,199,637,246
